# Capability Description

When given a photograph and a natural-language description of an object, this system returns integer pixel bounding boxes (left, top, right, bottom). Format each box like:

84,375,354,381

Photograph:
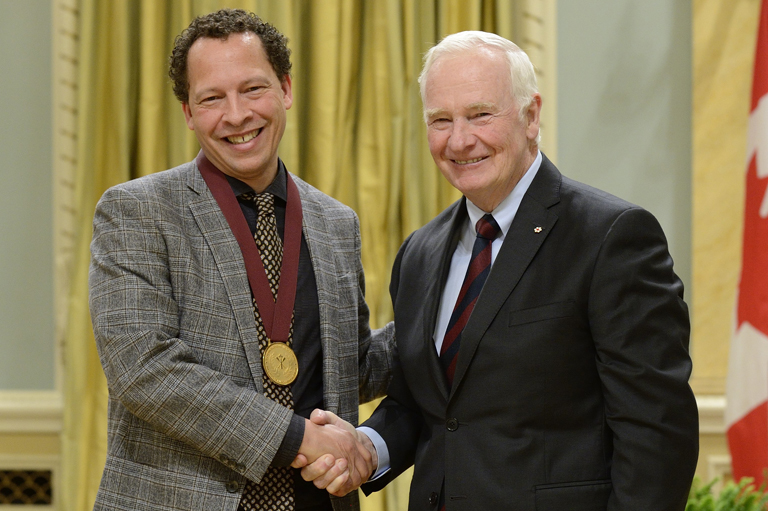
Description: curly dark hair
169,8,292,103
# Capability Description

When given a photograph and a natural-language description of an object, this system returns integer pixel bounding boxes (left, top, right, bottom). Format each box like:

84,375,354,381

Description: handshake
291,409,378,497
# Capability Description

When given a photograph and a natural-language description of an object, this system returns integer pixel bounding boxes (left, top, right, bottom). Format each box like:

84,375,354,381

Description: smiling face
423,47,541,212
182,32,292,191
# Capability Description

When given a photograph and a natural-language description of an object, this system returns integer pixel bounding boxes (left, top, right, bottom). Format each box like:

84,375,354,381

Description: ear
281,75,293,110
525,93,542,142
182,102,194,130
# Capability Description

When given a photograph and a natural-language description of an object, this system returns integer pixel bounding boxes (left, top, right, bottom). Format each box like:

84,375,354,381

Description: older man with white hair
297,31,699,511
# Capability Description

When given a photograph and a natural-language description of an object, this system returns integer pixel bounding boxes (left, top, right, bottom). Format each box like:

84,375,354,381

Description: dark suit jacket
363,155,698,511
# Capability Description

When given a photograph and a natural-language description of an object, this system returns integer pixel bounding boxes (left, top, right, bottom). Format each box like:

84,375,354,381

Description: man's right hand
291,409,377,496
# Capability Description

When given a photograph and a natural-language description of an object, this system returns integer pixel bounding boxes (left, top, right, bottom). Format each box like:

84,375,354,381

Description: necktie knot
476,214,500,240
241,192,275,217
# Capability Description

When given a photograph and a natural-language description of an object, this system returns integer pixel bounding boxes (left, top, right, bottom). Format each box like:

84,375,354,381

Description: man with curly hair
89,8,393,511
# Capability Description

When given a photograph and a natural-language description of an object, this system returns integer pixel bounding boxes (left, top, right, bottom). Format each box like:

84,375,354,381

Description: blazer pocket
534,479,611,511
508,301,576,326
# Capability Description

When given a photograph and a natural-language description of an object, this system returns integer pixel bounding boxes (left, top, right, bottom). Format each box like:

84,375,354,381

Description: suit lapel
450,157,562,397
186,165,265,385
293,178,343,414
416,201,466,400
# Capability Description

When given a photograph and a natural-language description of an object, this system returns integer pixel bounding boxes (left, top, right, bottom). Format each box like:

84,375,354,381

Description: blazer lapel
186,165,265,385
293,178,343,414
450,157,562,397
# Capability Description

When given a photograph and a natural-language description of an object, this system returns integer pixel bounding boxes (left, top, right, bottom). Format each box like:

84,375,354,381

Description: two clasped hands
293,409,376,497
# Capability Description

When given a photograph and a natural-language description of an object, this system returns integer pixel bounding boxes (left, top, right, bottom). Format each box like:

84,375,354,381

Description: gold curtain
61,1,512,510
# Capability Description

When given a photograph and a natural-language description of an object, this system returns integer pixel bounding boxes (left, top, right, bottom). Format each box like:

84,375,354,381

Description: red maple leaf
737,153,768,334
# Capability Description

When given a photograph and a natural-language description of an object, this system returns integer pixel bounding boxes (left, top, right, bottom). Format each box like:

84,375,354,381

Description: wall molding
52,0,79,396
697,395,726,434
696,395,732,486
691,376,726,396
0,391,63,434
707,454,732,492
517,0,558,163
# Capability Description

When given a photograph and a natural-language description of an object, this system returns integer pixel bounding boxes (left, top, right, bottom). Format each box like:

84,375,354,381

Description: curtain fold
62,2,135,510
62,2,510,509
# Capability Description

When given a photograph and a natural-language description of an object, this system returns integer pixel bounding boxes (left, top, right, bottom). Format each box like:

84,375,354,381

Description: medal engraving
263,342,299,385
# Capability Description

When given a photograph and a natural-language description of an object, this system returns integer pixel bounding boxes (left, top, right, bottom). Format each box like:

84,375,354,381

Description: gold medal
262,342,299,385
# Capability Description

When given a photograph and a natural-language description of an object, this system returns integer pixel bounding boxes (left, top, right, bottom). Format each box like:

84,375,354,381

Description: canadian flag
725,0,768,483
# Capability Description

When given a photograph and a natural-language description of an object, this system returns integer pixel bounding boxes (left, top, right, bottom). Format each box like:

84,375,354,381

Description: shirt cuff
357,426,390,480
272,413,305,467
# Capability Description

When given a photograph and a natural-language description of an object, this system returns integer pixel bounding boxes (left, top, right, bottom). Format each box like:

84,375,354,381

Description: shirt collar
465,150,542,240
226,159,288,203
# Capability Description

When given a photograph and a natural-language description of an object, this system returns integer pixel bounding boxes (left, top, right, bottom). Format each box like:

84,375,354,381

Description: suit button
225,480,240,493
428,492,439,506
446,418,459,431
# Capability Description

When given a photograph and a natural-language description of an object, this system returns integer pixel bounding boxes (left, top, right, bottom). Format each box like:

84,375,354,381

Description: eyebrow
466,102,497,111
192,76,271,102
424,107,447,119
424,102,498,119
193,88,220,100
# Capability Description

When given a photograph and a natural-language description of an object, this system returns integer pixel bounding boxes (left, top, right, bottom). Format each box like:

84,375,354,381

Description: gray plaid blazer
89,159,395,510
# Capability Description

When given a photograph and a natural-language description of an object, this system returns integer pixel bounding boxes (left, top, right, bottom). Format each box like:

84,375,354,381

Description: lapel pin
534,226,543,233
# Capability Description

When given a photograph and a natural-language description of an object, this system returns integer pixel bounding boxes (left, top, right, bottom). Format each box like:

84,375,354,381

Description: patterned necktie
439,213,501,386
238,192,295,511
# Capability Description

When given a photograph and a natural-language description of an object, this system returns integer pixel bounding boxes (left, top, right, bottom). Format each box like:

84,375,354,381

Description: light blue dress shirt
360,151,543,479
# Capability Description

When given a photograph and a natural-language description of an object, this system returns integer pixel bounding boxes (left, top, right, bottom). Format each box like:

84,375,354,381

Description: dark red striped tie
439,214,501,386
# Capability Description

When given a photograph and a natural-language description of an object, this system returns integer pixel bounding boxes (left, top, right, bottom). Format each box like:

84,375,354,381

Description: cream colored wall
692,0,761,484
0,1,69,508
556,0,692,289
0,0,55,390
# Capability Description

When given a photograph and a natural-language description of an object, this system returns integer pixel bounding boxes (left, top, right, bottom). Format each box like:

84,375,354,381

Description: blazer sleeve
361,233,424,493
89,185,293,484
589,207,698,511
351,213,396,404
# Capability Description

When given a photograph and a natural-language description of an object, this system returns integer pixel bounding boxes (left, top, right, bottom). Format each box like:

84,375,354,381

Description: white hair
418,31,541,145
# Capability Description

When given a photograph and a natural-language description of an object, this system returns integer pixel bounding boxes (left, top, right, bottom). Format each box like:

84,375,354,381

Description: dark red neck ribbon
196,151,302,343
